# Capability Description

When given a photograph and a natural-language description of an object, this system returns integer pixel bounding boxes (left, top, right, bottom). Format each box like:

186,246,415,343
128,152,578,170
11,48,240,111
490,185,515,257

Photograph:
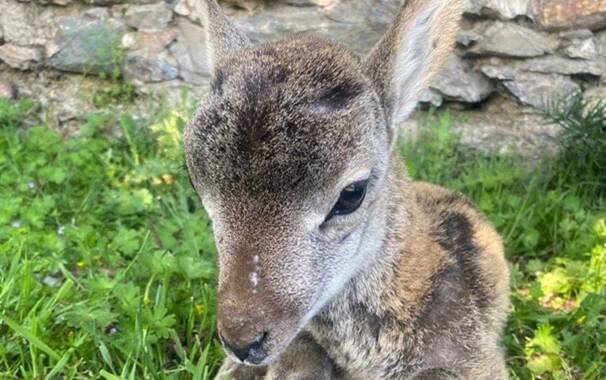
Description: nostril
228,344,250,362
222,331,268,362
249,331,267,351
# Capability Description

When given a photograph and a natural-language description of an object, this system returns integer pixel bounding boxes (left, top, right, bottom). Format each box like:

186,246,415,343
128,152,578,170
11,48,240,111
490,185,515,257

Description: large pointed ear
365,0,463,129
195,0,250,76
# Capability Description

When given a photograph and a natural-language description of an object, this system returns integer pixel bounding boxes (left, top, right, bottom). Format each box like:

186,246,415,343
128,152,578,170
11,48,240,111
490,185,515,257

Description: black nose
221,332,268,363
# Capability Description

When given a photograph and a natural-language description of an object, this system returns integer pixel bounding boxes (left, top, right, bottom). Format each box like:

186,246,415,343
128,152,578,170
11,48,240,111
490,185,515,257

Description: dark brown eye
326,180,369,221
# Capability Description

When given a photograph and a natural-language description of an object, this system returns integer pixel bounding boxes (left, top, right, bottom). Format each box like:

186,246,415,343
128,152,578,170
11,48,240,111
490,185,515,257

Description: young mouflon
184,0,510,378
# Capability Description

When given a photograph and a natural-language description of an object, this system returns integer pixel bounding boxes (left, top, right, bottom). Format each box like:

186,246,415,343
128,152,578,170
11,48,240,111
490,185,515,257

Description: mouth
220,318,310,367
221,331,269,366
222,338,278,367
217,287,327,367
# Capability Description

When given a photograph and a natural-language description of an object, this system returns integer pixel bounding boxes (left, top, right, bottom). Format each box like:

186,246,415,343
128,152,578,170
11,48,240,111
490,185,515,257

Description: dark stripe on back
435,211,491,310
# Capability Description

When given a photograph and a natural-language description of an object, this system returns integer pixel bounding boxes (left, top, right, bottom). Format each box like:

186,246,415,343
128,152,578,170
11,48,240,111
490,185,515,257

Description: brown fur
184,0,509,378
306,160,509,379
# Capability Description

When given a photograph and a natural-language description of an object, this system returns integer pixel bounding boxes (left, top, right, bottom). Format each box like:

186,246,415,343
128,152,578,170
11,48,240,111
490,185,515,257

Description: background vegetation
0,94,604,379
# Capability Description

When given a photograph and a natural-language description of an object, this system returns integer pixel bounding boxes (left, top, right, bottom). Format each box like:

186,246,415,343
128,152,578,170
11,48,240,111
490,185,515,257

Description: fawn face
185,0,462,366
186,39,390,365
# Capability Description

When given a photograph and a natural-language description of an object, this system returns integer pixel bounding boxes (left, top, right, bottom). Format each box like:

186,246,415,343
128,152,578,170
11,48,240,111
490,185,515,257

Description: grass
0,102,221,379
0,93,605,379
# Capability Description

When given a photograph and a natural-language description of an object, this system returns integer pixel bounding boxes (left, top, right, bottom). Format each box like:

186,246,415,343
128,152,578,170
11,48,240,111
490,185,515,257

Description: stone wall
1,0,605,139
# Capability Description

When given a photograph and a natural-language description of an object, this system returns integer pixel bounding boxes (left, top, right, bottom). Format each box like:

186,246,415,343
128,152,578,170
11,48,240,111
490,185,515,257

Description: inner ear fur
196,0,250,76
364,0,463,130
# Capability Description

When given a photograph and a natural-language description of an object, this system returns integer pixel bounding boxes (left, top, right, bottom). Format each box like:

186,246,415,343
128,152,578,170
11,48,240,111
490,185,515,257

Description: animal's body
184,0,510,379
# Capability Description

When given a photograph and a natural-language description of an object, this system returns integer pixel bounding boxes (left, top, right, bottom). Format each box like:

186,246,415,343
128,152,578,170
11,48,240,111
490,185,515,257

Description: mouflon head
184,0,462,366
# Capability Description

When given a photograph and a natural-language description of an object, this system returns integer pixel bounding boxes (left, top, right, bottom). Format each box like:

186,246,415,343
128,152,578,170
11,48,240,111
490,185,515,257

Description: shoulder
409,181,509,318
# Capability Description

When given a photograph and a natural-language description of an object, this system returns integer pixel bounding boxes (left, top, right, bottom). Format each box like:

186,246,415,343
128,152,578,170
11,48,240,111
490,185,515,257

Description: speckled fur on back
184,0,510,379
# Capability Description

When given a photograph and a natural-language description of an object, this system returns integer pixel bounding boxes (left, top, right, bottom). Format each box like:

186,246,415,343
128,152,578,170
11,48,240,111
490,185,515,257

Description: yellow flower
162,174,175,185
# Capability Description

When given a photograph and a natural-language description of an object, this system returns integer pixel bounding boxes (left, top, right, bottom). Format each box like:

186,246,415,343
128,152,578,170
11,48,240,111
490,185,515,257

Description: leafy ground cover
0,94,604,379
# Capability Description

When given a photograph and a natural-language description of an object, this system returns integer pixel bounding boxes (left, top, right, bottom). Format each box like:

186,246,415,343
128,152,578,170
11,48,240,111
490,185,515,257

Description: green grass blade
100,369,123,380
44,351,70,380
0,313,61,361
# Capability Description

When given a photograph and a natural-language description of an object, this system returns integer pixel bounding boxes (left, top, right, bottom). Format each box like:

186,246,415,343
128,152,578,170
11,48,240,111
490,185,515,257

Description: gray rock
520,56,603,77
169,18,210,85
174,0,388,57
229,1,386,57
562,29,598,59
122,28,179,83
283,0,326,6
537,0,606,31
321,0,392,56
222,0,260,12
173,1,374,75
138,79,210,109
468,21,558,58
48,17,126,75
585,86,606,98
230,5,327,43
457,20,486,47
0,44,43,70
173,0,194,18
479,59,517,80
464,0,536,20
3,71,97,131
560,29,594,40
83,7,110,20
79,0,123,5
584,86,606,108
596,30,606,58
0,0,46,46
429,56,494,103
24,0,73,5
124,2,173,31
502,72,580,108
452,99,562,160
419,89,444,108
480,55,604,78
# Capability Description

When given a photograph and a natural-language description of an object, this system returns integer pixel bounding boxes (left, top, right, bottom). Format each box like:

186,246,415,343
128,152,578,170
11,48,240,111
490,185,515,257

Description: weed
543,92,606,196
91,80,137,109
0,104,220,379
84,40,137,108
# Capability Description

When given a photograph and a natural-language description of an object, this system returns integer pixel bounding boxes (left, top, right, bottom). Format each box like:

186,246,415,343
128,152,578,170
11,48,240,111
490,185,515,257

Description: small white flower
11,220,21,228
27,181,36,190
106,325,119,336
43,276,61,288
57,226,66,235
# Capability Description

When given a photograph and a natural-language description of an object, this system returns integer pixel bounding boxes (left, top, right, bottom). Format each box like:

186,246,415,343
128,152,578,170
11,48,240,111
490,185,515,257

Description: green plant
0,98,35,127
82,40,136,108
543,92,606,197
91,80,137,109
0,104,220,379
